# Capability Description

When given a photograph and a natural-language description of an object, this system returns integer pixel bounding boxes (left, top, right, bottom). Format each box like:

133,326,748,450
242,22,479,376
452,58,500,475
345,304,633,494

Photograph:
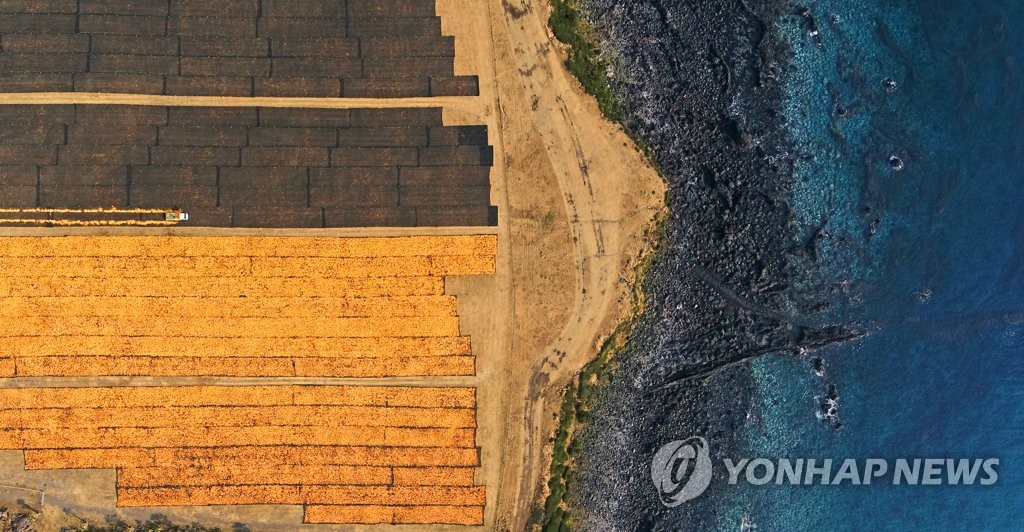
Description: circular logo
651,436,713,507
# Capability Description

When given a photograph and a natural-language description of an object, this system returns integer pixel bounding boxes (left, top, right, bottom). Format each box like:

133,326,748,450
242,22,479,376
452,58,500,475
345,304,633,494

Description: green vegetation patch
548,0,621,120
535,211,668,532
537,320,628,532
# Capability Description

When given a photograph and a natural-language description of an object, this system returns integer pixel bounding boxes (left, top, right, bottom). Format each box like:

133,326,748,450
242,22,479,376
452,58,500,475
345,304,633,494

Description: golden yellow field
0,235,496,378
0,235,495,525
1,384,485,524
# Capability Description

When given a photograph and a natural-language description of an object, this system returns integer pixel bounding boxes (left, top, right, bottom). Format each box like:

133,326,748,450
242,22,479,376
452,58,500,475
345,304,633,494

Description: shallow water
726,0,1024,529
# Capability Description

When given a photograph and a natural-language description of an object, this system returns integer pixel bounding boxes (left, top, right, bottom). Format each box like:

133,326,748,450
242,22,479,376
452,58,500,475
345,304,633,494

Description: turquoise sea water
722,0,1024,529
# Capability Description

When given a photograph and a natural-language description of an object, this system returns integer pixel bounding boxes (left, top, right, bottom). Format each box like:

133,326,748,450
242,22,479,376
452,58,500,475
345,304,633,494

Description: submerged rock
888,154,905,171
812,356,827,377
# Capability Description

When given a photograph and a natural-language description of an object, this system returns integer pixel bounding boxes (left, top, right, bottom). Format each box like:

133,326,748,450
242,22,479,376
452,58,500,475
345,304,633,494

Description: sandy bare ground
479,0,666,529
0,0,665,530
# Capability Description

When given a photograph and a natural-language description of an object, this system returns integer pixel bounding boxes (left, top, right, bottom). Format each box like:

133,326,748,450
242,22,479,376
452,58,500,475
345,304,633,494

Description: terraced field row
0,235,495,377
0,0,478,98
305,505,483,526
0,352,475,378
0,275,447,298
1,355,475,378
1,315,463,337
0,385,477,408
0,296,459,317
0,235,499,257
0,385,484,525
0,235,493,524
0,105,497,228
0,335,471,357
0,255,496,277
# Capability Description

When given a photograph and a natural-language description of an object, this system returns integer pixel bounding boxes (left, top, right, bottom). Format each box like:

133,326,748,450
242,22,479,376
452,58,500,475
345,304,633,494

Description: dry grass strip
12,355,475,378
3,336,472,358
0,296,458,318
0,236,498,258
304,505,484,526
0,233,494,523
115,466,475,488
118,465,394,488
0,386,476,409
0,275,445,298
0,426,474,449
0,255,496,278
25,446,480,471
290,356,475,378
116,485,486,507
1,316,461,338
0,405,476,429
392,467,478,486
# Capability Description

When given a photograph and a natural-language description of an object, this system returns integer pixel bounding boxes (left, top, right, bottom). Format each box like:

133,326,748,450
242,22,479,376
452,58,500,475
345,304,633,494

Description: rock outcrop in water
558,1,862,529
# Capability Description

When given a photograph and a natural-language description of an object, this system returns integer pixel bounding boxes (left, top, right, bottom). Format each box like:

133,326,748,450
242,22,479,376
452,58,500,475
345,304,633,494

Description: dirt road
479,0,665,530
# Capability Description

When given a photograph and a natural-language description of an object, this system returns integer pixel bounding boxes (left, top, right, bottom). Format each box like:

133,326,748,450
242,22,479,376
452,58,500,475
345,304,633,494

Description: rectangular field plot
0,385,484,525
0,1,478,97
0,234,494,525
0,234,496,376
0,105,496,227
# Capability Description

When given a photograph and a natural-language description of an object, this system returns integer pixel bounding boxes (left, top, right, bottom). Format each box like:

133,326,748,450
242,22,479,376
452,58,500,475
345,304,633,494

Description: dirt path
481,0,666,529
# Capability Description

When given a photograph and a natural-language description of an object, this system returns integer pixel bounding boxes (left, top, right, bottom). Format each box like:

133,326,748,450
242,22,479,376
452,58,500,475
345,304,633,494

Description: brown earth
447,0,666,530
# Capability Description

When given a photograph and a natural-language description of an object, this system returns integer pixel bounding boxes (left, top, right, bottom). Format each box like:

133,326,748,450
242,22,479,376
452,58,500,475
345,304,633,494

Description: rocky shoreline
548,0,862,528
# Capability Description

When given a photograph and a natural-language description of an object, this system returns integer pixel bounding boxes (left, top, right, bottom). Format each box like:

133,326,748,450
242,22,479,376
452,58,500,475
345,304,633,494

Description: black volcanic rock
556,0,860,529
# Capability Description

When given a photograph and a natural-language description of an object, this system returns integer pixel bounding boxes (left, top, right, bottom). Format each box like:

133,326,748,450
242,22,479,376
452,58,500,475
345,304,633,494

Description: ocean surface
566,0,1024,530
727,0,1024,529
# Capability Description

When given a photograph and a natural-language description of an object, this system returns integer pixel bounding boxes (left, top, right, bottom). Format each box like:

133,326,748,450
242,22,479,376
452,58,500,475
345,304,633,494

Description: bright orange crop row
0,386,292,409
304,505,484,526
116,484,486,507
293,386,476,409
0,235,498,259
118,464,394,488
0,296,459,318
0,275,445,298
163,445,480,468
116,466,475,488
290,356,474,378
4,336,473,358
11,355,475,378
0,232,493,523
10,356,295,378
25,446,480,470
0,405,476,430
0,255,495,278
385,428,476,448
0,426,474,449
0,425,380,449
392,467,477,487
0,386,475,409
2,315,461,338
